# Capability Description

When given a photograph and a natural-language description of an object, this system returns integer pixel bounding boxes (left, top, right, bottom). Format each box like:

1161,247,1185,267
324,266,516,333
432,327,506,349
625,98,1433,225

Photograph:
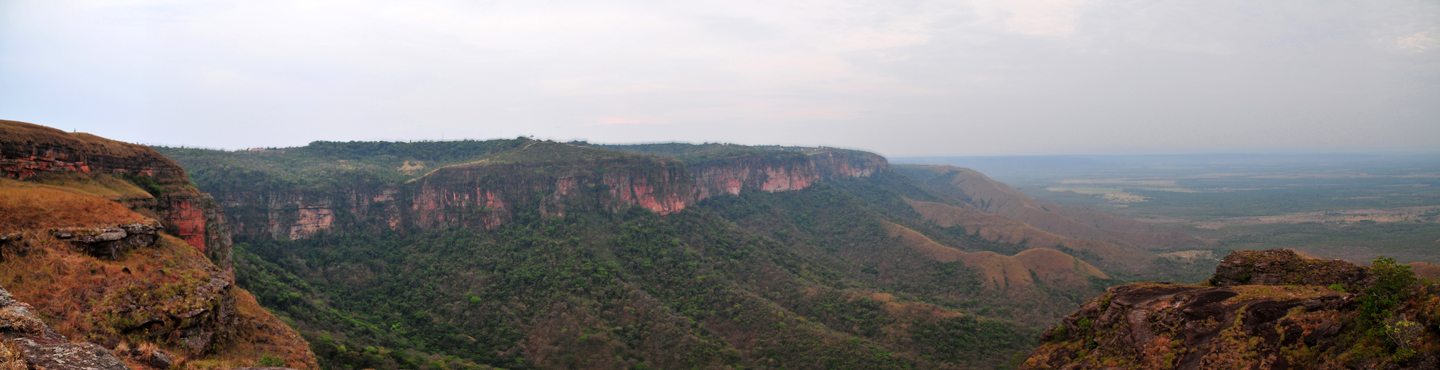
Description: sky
2,0,1437,157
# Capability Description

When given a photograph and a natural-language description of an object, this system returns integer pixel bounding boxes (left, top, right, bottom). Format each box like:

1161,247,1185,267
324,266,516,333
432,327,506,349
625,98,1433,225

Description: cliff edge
1021,249,1440,370
0,120,316,369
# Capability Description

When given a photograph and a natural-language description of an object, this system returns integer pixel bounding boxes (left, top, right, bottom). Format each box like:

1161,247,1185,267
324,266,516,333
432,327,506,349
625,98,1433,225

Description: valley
2,120,1435,369
897,155,1440,265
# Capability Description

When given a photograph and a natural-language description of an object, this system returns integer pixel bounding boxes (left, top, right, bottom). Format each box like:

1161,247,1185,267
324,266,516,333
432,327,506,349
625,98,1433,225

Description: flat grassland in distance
894,154,1440,264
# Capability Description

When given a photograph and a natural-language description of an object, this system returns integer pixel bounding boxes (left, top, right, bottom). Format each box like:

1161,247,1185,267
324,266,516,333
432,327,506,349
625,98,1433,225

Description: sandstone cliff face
197,142,890,239
0,121,187,182
0,120,229,266
689,150,886,199
1022,250,1440,370
407,154,693,230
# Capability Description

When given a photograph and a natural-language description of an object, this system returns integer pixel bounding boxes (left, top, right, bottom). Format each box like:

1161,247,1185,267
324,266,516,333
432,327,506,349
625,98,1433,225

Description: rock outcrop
1207,249,1375,290
0,121,317,369
0,120,230,267
1022,250,1440,370
54,222,163,260
0,285,131,370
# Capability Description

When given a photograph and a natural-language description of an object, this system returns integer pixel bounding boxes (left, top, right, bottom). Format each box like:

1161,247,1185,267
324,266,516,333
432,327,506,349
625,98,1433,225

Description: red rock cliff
188,143,890,238
0,120,229,262
406,152,693,230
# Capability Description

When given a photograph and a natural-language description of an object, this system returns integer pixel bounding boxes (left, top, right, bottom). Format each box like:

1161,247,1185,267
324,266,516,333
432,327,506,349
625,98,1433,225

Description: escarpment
408,148,694,230
171,140,890,240
1022,249,1440,370
0,121,317,369
0,120,230,265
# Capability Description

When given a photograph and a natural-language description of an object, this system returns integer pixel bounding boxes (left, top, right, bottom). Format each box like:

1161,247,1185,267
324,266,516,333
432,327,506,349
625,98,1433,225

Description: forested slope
161,141,1210,369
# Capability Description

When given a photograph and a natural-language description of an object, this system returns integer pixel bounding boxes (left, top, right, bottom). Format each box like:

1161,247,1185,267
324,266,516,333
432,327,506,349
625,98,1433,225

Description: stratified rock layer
198,142,890,240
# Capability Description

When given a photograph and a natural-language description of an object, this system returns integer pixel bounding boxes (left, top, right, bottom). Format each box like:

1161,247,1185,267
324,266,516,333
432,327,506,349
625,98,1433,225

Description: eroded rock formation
55,222,162,260
1022,250,1440,370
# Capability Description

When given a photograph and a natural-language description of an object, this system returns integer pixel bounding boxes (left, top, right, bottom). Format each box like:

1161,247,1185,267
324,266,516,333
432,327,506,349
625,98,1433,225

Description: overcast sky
2,0,1437,156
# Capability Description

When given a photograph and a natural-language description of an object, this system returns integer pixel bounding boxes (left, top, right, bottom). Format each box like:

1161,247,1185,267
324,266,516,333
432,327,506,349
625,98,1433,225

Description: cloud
0,0,1436,155
593,117,650,125
1395,31,1438,52
971,0,1092,37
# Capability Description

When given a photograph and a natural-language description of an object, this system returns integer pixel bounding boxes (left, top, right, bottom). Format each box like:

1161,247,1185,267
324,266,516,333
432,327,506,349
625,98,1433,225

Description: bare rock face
1207,249,1374,291
0,286,131,370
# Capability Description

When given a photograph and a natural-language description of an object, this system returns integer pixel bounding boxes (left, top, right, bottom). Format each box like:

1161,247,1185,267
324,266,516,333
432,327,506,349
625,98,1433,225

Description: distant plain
895,154,1440,264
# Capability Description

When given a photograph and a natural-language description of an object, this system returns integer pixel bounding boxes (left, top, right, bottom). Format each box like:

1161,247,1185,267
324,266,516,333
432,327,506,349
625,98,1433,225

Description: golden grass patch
0,231,316,369
0,186,151,230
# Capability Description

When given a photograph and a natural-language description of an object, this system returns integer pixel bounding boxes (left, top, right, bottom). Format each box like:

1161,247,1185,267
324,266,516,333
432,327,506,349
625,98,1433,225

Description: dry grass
904,198,1155,269
0,185,151,230
0,178,313,368
0,231,316,369
879,220,1106,290
1012,248,1109,282
188,289,318,370
0,340,25,370
19,173,154,201
0,120,159,160
1410,262,1440,279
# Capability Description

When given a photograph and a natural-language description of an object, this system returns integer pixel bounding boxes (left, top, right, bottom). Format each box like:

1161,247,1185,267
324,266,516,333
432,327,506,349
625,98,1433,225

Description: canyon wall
200,144,890,240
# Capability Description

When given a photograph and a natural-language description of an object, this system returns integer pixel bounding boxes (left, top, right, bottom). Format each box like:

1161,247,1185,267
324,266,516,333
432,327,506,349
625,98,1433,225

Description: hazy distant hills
895,165,1209,251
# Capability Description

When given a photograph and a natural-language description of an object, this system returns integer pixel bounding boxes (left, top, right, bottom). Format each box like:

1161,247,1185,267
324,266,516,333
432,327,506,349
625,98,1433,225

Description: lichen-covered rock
0,286,131,370
1023,250,1440,370
1208,249,1374,291
60,222,162,260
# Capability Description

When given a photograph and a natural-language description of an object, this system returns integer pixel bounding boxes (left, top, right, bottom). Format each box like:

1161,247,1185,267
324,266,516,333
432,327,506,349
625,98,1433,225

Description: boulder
1207,249,1373,291
0,285,130,370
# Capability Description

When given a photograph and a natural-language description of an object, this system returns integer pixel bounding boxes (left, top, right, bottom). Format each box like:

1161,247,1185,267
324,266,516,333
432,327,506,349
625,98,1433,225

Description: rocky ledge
51,222,163,260
0,285,131,370
1022,249,1440,370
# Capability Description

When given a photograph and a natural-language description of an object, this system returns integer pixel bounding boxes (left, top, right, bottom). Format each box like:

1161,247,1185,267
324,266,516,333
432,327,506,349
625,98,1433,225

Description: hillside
156,140,1195,369
879,220,1107,290
895,165,1207,251
1021,250,1440,369
0,120,317,369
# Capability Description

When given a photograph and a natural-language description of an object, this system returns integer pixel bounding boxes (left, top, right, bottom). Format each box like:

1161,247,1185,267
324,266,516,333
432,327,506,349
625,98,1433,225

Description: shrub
1358,256,1417,326
257,354,285,367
